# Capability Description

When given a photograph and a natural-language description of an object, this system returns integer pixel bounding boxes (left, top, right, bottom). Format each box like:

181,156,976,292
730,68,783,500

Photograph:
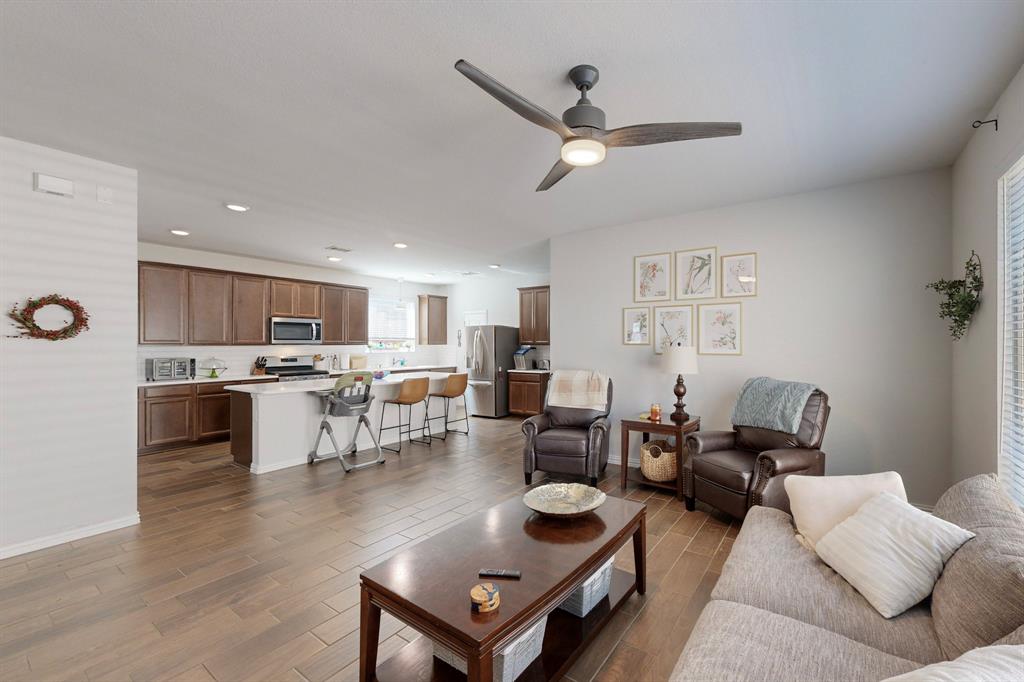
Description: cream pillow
784,472,907,547
815,492,974,618
881,644,1024,681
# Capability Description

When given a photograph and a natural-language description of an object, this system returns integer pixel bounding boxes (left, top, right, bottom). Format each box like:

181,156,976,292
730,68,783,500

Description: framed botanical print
675,247,717,300
698,302,742,355
653,305,693,354
623,307,651,345
633,252,671,302
721,252,758,297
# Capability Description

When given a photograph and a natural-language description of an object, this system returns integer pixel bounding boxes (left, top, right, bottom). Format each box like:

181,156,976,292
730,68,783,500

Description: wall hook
972,118,998,131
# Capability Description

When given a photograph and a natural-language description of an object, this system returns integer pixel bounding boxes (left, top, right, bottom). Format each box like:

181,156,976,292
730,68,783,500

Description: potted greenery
926,251,983,340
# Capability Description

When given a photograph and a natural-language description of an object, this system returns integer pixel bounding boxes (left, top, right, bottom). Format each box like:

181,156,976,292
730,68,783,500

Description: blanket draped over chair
731,376,817,435
546,370,610,412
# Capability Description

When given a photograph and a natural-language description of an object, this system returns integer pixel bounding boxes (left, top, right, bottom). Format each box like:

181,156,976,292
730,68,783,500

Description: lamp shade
663,343,699,374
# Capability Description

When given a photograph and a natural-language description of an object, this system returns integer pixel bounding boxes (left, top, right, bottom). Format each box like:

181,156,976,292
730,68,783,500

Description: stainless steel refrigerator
464,325,519,417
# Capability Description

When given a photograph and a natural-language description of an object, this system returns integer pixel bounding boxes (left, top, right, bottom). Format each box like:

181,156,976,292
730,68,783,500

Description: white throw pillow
881,644,1024,681
785,472,907,547
814,492,974,618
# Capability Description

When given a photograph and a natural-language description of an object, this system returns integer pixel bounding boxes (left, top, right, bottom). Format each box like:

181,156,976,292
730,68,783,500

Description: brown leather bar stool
379,376,431,454
426,373,470,441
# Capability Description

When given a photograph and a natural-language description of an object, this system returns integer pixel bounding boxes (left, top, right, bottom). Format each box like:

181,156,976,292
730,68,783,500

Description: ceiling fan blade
455,60,574,140
600,122,742,148
536,159,574,192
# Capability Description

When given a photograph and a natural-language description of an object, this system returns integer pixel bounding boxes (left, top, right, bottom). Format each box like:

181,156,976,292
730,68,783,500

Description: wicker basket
640,439,677,482
433,614,546,682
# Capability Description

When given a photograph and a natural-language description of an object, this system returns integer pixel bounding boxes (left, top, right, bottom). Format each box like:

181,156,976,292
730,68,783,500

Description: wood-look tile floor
0,417,737,682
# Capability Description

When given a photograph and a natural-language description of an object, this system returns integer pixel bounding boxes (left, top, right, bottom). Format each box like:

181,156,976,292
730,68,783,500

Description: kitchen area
137,253,552,473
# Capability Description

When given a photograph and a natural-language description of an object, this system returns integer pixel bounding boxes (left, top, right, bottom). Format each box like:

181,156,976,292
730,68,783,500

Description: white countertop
137,374,276,388
224,371,452,396
508,369,551,374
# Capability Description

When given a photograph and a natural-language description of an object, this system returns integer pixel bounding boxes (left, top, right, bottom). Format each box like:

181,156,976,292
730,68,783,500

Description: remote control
479,569,521,580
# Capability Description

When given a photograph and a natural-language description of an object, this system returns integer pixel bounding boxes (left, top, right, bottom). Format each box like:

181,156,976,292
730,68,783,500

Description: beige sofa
671,474,1024,681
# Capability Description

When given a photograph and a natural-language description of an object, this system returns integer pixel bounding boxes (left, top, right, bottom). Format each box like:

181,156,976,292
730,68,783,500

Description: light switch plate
97,185,113,204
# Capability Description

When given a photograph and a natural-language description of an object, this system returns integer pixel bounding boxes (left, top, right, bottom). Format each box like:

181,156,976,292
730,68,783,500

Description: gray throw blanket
731,377,817,434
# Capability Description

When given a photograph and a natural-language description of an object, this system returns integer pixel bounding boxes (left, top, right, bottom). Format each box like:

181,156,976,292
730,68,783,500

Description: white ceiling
2,2,1022,283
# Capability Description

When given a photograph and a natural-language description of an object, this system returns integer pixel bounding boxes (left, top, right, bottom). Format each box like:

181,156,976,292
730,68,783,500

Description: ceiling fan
455,60,742,191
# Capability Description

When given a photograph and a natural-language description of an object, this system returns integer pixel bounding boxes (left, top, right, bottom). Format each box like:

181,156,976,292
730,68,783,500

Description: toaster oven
145,357,195,382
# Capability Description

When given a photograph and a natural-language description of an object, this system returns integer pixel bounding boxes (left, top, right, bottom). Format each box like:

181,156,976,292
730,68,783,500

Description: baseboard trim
0,512,140,560
251,457,308,475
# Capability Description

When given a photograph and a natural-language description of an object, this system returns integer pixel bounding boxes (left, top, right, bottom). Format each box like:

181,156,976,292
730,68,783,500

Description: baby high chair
308,370,384,472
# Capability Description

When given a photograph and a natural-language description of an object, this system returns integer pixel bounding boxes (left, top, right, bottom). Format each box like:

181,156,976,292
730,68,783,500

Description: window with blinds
1000,154,1024,507
367,297,416,352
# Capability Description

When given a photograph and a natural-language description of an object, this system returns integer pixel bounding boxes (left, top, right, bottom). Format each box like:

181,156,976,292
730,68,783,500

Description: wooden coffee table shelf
359,496,646,682
372,569,637,681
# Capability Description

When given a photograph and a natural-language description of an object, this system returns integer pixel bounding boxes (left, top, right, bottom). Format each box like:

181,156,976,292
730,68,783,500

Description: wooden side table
620,416,700,501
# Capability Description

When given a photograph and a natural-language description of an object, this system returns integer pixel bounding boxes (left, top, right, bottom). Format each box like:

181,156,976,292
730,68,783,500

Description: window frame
998,152,1024,507
366,295,417,353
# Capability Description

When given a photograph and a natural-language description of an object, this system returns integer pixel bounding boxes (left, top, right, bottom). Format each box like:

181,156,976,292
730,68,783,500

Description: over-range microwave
270,317,323,345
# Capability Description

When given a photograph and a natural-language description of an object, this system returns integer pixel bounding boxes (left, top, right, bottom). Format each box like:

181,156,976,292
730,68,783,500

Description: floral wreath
8,294,90,341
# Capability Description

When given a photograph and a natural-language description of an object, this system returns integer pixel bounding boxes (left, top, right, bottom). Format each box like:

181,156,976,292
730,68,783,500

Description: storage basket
558,557,614,617
640,439,676,482
433,615,546,682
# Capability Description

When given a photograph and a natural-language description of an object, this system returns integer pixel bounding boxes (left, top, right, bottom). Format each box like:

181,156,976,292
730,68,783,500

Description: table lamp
663,342,699,423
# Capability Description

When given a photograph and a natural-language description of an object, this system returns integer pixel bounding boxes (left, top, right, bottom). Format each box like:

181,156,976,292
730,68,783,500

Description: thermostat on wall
33,172,74,198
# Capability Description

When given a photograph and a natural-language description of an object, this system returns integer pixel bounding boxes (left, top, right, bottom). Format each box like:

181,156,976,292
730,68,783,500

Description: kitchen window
367,297,416,353
999,153,1024,507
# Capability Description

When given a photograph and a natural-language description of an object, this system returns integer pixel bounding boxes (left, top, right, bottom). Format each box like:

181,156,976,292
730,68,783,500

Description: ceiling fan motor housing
562,103,606,130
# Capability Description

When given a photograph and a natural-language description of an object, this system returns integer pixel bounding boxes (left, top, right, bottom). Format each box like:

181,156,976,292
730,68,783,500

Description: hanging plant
926,251,983,340
7,294,90,341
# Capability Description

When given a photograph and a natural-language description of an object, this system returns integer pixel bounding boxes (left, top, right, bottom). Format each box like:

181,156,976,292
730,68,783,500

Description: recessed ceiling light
169,229,190,236
224,203,250,212
393,242,408,249
489,264,500,269
327,256,342,262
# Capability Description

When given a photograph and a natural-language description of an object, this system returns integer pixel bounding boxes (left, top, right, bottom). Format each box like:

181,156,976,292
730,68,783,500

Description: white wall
137,243,450,377
951,63,1024,483
1,137,139,557
444,271,550,369
551,169,953,505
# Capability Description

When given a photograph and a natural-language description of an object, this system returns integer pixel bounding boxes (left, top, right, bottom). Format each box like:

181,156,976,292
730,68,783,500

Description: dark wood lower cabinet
138,379,274,454
508,371,550,416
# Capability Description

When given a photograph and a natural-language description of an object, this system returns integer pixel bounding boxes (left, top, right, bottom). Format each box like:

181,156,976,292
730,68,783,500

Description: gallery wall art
634,253,671,302
675,247,717,300
623,307,651,345
721,252,758,297
653,305,693,354
698,302,742,355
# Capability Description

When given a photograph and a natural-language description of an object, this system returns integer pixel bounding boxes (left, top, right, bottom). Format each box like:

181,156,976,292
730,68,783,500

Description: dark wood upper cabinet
518,286,550,345
139,263,187,344
270,280,321,318
344,287,369,344
321,285,347,344
417,294,447,345
188,271,232,345
232,275,270,344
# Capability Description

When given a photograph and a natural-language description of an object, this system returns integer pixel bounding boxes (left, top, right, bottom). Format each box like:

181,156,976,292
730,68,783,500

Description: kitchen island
226,371,456,474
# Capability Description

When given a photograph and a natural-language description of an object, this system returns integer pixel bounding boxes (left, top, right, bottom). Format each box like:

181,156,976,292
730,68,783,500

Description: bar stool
379,376,431,454
426,373,470,441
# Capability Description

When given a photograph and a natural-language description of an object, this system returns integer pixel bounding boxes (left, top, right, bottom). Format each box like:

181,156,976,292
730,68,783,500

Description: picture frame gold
653,304,694,354
674,246,718,300
622,306,652,345
721,252,758,298
633,252,672,302
697,302,742,355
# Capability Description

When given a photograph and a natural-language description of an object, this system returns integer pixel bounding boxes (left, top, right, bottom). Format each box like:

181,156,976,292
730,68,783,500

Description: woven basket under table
639,439,677,482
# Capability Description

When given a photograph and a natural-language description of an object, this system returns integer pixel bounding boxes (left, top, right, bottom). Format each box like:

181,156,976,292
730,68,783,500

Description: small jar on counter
649,403,662,421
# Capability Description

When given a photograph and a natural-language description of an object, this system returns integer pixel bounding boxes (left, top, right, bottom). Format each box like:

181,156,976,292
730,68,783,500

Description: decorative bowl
523,483,606,518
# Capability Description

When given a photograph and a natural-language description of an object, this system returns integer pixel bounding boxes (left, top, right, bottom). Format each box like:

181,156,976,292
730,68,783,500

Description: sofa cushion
931,474,1024,659
785,471,908,547
712,506,945,663
533,428,587,457
880,645,1024,682
693,449,758,493
671,600,921,682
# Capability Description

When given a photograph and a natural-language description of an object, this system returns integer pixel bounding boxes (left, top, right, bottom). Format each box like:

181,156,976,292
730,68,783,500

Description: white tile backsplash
138,344,447,381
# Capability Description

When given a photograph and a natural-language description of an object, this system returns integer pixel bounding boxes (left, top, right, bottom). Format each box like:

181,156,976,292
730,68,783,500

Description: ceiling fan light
560,138,606,167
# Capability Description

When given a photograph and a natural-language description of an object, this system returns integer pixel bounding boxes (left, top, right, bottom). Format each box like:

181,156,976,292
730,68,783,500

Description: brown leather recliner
684,389,830,519
522,381,612,487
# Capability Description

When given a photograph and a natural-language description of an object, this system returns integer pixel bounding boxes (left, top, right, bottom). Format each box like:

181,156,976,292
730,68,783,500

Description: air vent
325,245,352,253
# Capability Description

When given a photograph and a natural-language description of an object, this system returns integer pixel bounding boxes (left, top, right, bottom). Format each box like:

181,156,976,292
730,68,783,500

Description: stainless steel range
263,355,330,382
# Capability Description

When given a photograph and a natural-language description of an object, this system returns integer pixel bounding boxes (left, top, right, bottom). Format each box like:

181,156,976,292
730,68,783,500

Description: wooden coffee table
359,495,647,681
